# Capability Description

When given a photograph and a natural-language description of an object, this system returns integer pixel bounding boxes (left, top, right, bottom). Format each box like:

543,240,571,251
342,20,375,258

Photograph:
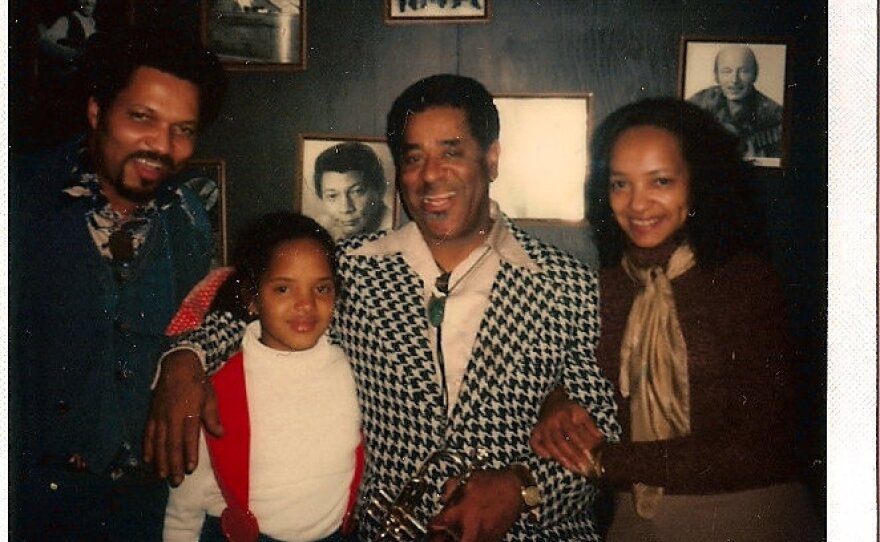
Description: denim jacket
15,140,212,477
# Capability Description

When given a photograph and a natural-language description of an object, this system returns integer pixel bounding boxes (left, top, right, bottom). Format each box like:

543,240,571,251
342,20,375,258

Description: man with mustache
688,45,783,160
12,27,226,541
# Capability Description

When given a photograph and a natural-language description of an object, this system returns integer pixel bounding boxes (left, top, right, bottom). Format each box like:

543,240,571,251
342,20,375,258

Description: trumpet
365,447,488,541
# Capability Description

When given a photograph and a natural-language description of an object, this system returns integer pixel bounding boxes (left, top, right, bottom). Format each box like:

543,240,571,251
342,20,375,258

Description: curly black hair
84,26,227,127
210,212,338,321
588,97,766,268
386,74,499,169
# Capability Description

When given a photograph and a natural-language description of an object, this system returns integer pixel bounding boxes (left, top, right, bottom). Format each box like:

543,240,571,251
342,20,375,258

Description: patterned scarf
64,174,168,262
619,243,696,518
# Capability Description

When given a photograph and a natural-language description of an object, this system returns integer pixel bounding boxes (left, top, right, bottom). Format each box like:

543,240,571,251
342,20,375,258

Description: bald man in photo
689,45,783,159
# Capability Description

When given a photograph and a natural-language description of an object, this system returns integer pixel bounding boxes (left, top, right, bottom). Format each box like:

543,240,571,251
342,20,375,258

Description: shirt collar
62,171,180,215
63,174,159,216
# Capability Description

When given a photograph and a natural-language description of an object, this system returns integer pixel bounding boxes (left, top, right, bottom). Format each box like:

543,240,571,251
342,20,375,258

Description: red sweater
599,241,799,494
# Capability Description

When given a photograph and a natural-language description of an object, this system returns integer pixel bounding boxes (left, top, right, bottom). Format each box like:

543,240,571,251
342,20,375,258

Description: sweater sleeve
166,311,248,376
163,435,213,542
601,257,798,493
152,310,246,389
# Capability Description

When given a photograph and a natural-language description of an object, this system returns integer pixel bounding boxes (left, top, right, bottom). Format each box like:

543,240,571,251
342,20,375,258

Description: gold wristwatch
510,463,542,522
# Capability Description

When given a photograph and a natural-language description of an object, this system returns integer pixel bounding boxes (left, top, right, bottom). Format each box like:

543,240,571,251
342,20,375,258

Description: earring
688,209,696,218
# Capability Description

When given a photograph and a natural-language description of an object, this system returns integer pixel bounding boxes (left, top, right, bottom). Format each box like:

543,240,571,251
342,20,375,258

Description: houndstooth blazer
188,218,620,541
336,219,620,541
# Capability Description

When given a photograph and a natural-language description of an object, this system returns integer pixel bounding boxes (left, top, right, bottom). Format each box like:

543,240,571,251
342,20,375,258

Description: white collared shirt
352,201,538,413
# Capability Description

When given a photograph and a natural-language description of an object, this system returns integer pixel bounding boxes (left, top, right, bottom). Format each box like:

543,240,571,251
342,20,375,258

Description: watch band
510,463,542,523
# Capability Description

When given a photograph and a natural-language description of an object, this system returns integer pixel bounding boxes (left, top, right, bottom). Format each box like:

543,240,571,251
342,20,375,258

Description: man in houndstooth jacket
147,74,620,541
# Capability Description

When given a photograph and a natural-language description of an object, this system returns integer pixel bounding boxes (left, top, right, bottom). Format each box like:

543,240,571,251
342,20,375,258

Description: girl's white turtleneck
164,321,361,542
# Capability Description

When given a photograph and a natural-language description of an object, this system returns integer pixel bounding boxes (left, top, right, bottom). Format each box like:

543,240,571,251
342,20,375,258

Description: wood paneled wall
178,2,826,501
179,0,825,333
15,0,827,505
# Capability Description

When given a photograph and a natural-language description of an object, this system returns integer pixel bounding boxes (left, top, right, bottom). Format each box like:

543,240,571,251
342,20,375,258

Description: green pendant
428,296,446,327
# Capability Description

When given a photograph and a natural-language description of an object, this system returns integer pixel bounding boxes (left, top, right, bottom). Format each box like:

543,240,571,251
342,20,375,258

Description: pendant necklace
427,246,493,327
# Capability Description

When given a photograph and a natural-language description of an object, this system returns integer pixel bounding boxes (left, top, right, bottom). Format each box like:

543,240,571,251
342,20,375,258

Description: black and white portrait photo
19,0,133,146
298,136,396,241
38,0,99,81
680,37,789,168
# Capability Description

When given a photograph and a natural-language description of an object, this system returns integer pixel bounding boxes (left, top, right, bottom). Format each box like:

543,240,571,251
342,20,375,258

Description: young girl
163,212,362,542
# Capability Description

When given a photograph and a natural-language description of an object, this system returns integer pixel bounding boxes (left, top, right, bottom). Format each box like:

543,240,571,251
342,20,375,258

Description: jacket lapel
368,254,442,411
448,257,547,433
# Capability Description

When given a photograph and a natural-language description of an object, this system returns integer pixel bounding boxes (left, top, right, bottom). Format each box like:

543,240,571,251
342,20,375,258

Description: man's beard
111,176,156,205
107,151,176,205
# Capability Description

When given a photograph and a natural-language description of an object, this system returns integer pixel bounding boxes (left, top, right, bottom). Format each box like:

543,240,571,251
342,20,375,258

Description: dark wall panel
461,1,680,113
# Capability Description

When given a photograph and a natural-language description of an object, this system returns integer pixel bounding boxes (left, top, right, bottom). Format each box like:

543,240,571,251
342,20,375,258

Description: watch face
522,486,542,508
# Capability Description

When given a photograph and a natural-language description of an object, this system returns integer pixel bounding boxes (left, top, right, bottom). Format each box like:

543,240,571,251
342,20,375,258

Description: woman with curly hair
531,98,819,540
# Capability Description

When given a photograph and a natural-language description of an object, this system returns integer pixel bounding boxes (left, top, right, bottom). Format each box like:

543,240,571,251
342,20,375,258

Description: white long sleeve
164,323,361,541
163,434,216,542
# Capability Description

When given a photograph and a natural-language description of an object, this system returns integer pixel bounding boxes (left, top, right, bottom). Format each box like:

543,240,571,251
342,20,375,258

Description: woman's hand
530,388,604,475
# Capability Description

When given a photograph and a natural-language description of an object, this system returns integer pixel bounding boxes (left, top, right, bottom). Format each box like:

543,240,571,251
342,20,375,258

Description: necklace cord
426,246,493,416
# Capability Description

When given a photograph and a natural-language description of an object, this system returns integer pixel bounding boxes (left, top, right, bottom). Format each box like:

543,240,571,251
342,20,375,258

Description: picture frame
31,0,135,75
180,158,229,267
678,35,791,170
490,93,592,224
15,0,135,145
385,0,490,24
297,134,399,241
200,0,306,71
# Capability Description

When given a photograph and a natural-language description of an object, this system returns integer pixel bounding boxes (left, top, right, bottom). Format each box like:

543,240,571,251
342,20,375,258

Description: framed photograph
180,159,229,268
297,135,398,241
22,0,134,112
32,0,134,74
490,93,591,223
200,0,306,70
679,35,791,169
385,0,490,24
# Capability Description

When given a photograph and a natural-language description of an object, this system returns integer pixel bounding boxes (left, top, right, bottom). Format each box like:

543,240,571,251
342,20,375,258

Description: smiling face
397,106,498,256
252,238,336,352
609,126,691,249
715,46,758,102
319,170,372,237
89,66,200,209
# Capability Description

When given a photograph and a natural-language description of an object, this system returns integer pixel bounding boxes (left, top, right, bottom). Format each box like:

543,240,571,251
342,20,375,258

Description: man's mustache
127,151,175,171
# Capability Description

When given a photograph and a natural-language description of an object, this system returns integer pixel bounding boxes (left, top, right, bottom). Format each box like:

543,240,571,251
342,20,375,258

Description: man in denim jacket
13,28,226,541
